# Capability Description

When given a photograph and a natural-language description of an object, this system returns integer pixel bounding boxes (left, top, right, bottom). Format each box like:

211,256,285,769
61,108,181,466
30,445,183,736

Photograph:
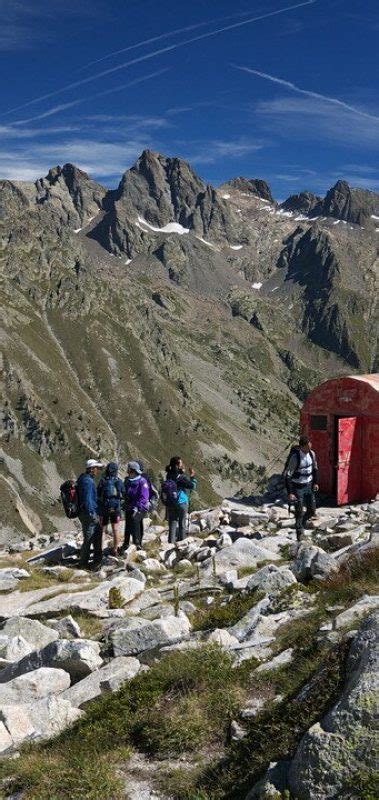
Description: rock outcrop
288,612,378,799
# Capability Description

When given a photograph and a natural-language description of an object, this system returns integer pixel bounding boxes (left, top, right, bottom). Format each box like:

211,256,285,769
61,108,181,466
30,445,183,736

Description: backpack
148,482,160,511
100,477,120,506
60,480,79,519
282,446,316,479
160,479,178,506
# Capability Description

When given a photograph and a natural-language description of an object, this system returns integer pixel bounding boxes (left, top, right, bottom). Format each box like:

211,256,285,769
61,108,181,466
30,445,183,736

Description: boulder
292,544,338,582
0,639,102,684
230,719,248,741
24,575,144,617
230,509,269,527
48,615,82,638
1,617,58,650
247,565,296,595
142,559,166,574
0,567,30,580
288,612,378,799
0,577,18,592
208,538,281,574
126,588,162,614
0,721,13,754
111,614,191,657
256,648,294,673
0,582,82,620
27,695,84,739
334,595,379,629
0,705,36,747
175,559,192,571
206,628,239,648
216,533,233,549
0,634,32,662
0,668,71,705
61,656,140,708
229,598,271,641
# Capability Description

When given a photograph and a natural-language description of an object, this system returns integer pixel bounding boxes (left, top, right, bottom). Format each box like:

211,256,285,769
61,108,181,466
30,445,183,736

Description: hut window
310,415,327,431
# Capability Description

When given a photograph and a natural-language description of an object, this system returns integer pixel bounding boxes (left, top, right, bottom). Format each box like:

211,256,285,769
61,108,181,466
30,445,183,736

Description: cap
127,461,142,474
86,458,104,469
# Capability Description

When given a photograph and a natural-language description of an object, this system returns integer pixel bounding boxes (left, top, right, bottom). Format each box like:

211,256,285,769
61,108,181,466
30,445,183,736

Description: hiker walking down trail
162,456,197,544
76,458,104,569
121,461,150,551
97,462,124,556
284,435,319,541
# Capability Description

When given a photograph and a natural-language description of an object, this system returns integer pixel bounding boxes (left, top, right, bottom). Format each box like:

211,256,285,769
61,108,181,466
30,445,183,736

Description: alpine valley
1,150,378,542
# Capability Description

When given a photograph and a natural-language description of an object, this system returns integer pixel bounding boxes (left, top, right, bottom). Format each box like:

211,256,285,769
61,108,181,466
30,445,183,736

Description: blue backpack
101,477,120,506
160,479,178,506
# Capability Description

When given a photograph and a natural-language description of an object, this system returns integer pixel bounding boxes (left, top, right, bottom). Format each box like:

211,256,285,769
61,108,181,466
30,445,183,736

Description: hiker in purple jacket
121,461,150,551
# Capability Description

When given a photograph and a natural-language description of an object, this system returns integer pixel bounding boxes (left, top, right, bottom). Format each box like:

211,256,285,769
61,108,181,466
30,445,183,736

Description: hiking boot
91,561,103,572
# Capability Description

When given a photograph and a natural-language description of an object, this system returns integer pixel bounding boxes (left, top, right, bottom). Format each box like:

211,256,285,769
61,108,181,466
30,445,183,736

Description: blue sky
0,0,378,199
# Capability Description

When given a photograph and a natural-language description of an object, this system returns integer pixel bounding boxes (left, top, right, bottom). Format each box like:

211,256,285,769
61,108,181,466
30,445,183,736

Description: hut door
336,417,362,505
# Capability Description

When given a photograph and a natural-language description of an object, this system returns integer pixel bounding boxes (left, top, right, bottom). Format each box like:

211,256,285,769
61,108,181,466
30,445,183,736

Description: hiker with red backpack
76,458,104,569
161,456,197,544
284,435,319,541
97,462,125,556
120,462,150,552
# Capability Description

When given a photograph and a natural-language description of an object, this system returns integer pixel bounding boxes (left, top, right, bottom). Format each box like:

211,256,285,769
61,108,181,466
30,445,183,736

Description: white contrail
79,7,290,70
10,70,169,126
2,1,318,117
232,65,379,122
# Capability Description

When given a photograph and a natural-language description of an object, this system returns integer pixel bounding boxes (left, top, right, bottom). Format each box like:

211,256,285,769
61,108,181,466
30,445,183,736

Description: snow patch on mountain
136,217,190,235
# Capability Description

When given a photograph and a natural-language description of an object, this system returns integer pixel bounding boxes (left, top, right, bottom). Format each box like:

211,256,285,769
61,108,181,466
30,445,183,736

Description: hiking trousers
293,485,316,540
78,512,102,566
167,503,188,544
123,510,145,549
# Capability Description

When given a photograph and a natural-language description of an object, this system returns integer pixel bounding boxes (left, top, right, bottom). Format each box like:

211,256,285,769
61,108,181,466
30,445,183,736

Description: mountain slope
1,152,378,541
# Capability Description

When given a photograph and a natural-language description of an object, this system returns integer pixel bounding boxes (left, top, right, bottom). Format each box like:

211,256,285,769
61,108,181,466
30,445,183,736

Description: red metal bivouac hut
300,374,379,506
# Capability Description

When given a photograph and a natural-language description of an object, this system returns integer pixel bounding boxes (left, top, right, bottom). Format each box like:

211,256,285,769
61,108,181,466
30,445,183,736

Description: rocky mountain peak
91,149,244,261
281,191,321,215
34,162,106,227
319,180,379,226
220,176,274,203
116,149,207,227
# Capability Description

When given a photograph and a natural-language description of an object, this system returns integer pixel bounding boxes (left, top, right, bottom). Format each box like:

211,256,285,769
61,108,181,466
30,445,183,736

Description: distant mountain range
1,150,378,541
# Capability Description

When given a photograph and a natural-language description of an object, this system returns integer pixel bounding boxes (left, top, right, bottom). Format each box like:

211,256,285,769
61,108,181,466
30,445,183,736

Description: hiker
76,458,104,569
162,456,197,544
137,460,160,513
97,461,125,555
135,460,160,542
121,461,150,551
284,435,319,540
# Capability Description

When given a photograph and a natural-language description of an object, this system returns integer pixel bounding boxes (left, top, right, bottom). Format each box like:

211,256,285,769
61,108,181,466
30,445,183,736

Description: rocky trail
0,495,378,800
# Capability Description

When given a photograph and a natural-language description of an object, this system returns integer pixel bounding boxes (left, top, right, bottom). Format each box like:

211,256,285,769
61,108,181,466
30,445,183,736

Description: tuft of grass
180,640,349,800
237,566,257,579
191,591,263,632
315,546,379,606
108,586,125,609
0,647,245,798
0,743,126,800
17,568,72,593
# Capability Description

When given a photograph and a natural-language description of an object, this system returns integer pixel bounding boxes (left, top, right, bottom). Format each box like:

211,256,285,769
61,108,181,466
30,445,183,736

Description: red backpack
60,480,79,519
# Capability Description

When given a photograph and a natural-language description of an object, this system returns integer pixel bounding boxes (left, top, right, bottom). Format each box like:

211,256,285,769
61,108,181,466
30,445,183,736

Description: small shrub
108,586,124,609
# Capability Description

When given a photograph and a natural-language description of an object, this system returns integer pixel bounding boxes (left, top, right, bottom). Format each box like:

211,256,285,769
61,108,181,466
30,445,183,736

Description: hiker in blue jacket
97,462,125,555
164,456,197,544
76,458,104,569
